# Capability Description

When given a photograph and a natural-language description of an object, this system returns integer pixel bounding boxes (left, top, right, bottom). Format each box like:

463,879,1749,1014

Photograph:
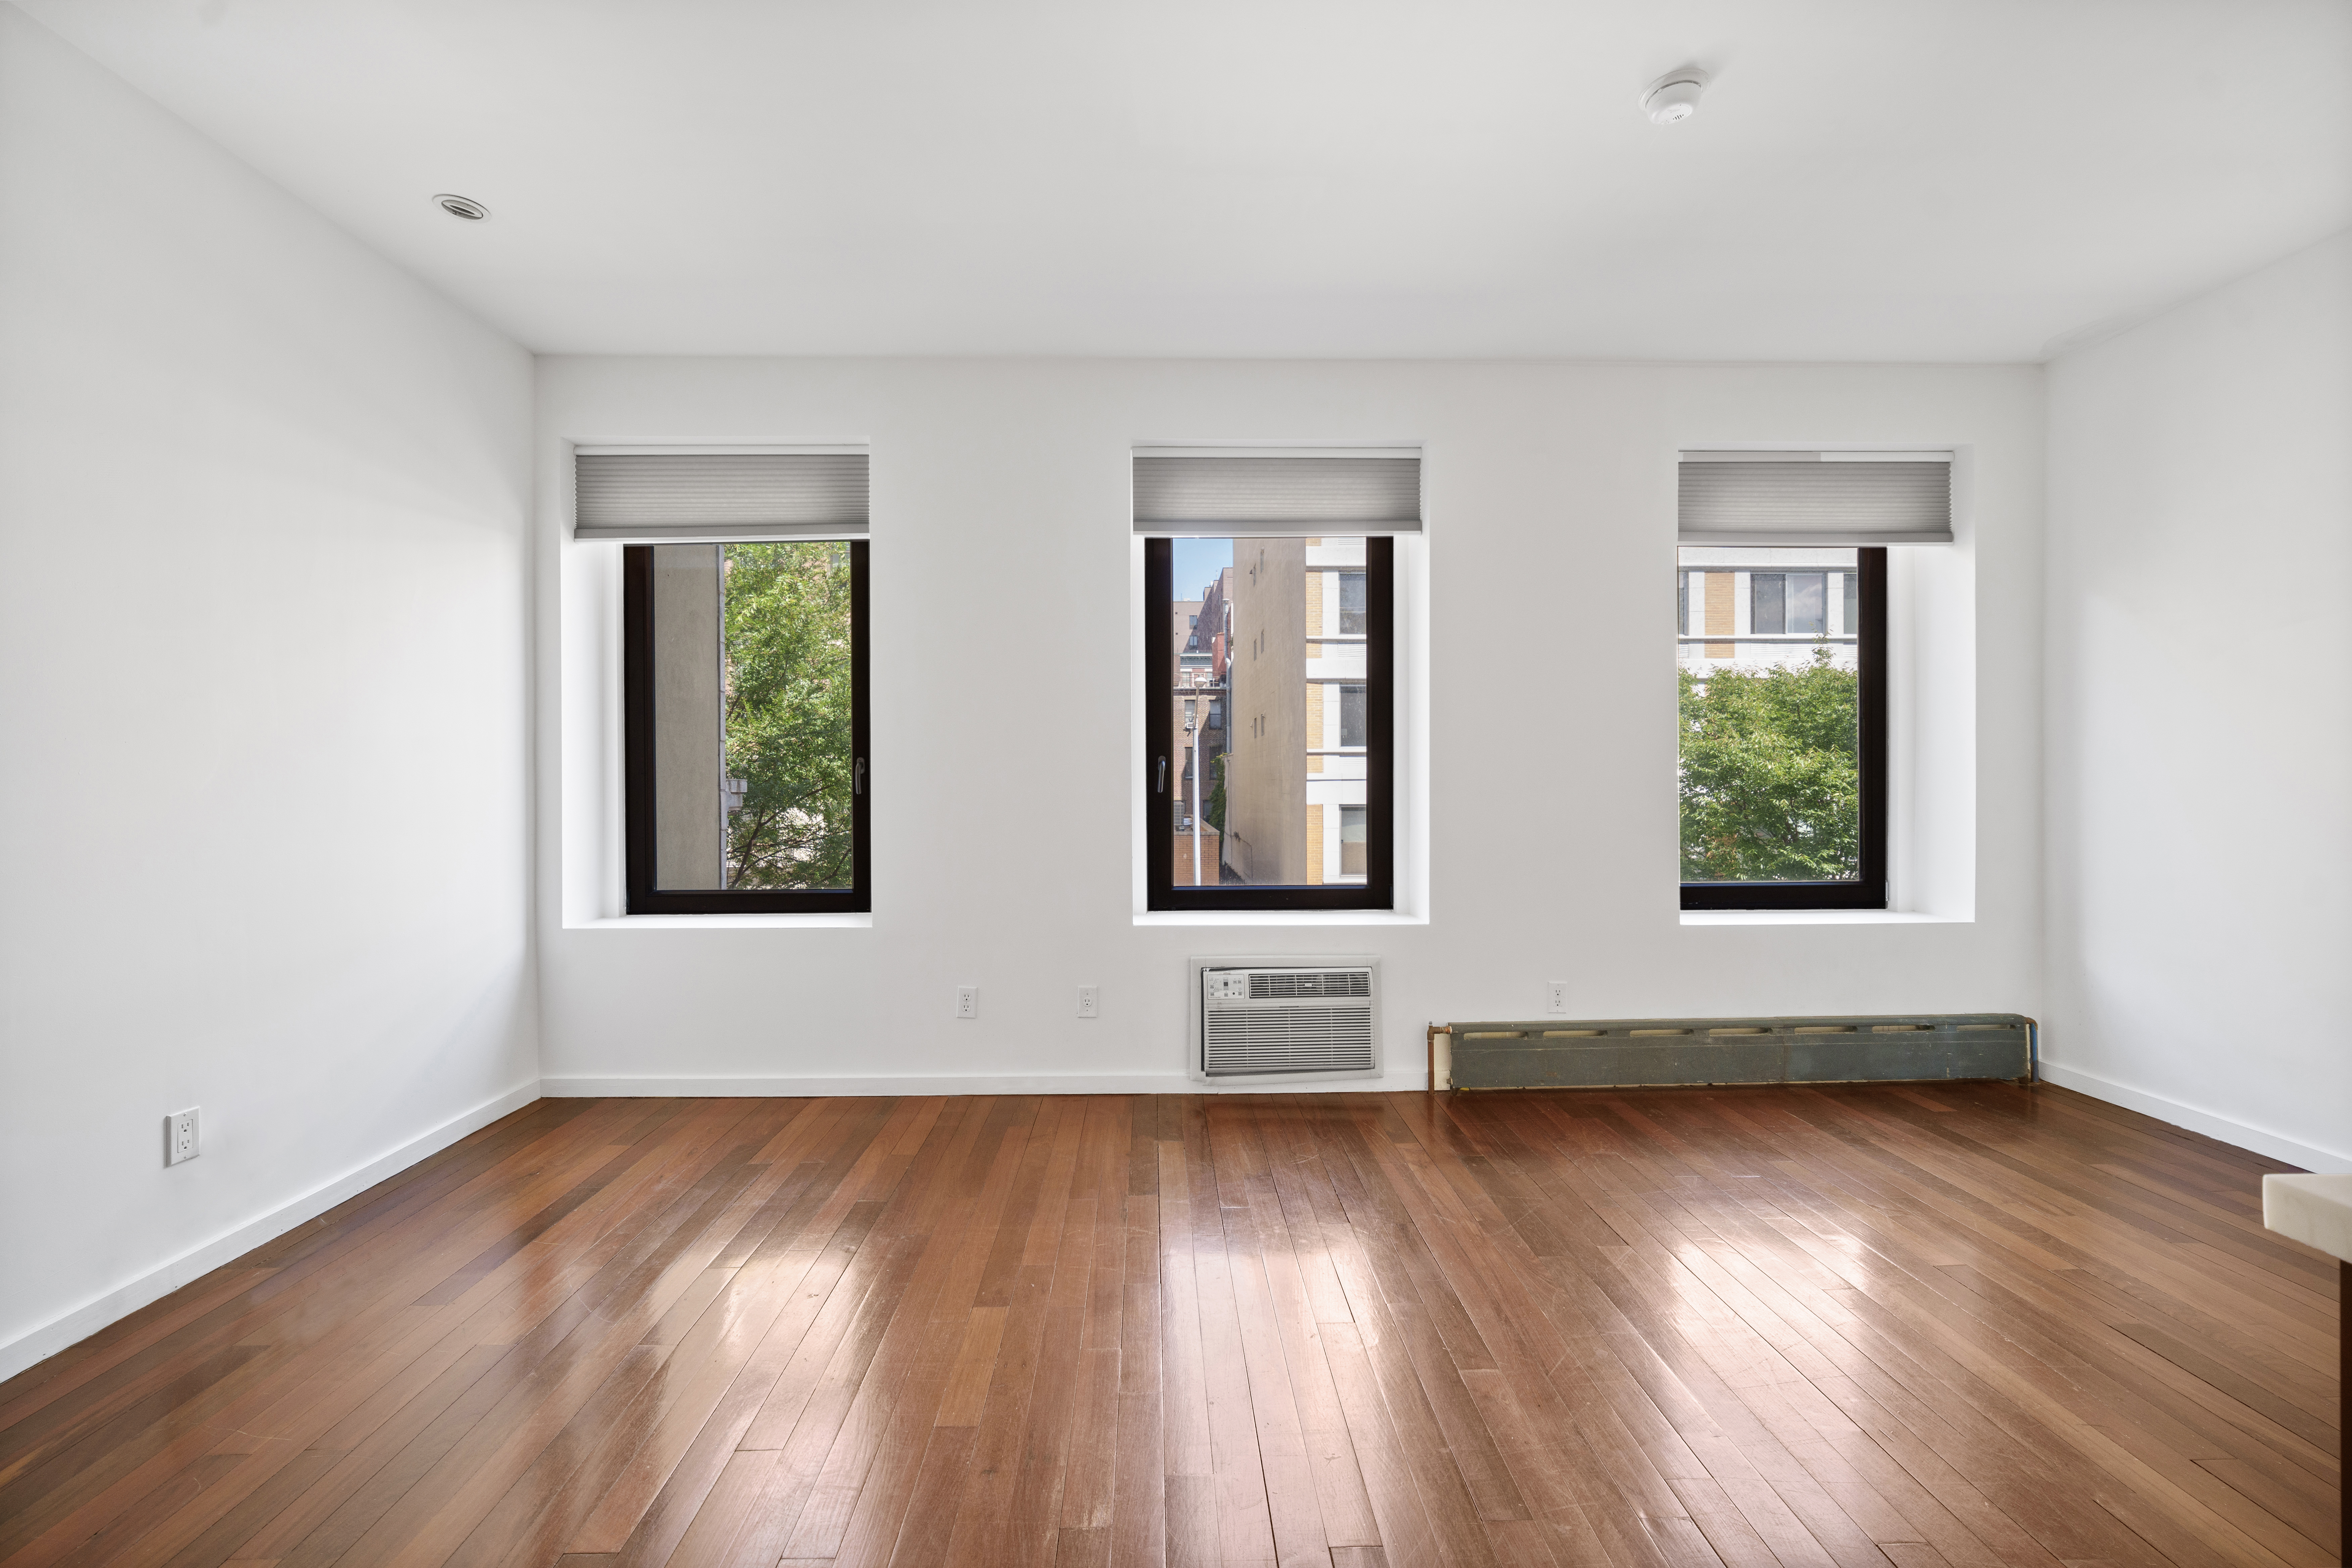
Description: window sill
568,913,874,930
1679,910,1968,927
1134,910,1427,928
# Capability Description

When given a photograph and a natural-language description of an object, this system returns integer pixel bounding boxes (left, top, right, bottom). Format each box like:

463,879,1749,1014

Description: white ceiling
23,0,2352,360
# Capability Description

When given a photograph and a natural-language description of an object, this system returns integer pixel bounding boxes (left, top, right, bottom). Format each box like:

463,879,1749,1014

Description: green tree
1678,647,1859,882
721,542,855,888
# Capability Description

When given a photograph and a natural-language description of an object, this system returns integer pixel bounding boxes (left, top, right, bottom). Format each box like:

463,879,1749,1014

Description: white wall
2045,231,2352,1171
537,357,2042,1093
0,7,538,1377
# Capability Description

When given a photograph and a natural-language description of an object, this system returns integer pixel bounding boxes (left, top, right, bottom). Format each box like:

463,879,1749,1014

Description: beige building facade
1221,538,1369,886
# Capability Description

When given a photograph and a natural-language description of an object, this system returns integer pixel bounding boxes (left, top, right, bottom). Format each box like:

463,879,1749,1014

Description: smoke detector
1640,68,1708,125
434,193,489,220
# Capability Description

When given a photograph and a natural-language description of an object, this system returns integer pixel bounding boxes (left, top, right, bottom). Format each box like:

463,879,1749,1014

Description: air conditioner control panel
1204,970,1250,1001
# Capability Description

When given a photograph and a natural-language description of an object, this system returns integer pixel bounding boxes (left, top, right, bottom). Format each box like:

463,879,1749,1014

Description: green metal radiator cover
1433,1013,2034,1091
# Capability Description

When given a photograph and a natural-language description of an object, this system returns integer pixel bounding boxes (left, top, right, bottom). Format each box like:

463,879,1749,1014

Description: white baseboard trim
0,1080,543,1385
541,1073,1431,1098
2036,1060,2351,1173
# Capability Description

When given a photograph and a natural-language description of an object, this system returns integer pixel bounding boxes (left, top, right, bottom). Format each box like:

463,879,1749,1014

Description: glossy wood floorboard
1,1085,2338,1568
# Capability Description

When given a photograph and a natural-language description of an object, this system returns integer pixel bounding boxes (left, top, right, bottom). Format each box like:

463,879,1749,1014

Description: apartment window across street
1675,450,1951,910
1338,571,1368,634
577,447,872,914
1136,448,1416,911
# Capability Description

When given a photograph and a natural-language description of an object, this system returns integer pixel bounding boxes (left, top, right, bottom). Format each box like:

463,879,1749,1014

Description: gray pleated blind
1133,451,1422,534
1678,452,1951,545
574,450,869,541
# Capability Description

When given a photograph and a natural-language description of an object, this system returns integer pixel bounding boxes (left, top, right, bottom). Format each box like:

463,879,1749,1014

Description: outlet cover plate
166,1108,200,1166
1546,981,1571,1016
956,985,979,1020
1077,985,1100,1018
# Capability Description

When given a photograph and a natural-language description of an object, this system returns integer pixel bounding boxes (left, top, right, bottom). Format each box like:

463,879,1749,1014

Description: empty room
1,2,2347,1566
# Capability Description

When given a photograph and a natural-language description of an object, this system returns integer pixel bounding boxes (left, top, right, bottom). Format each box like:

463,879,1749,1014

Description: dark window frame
623,540,871,915
1146,536,1393,912
1681,546,1886,911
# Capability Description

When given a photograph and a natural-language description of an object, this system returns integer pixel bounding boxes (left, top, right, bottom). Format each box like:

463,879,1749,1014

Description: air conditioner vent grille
1196,959,1379,1081
1204,1007,1374,1077
1249,970,1371,999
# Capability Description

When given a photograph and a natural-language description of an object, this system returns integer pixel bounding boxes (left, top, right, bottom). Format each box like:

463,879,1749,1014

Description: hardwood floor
0,1084,2339,1568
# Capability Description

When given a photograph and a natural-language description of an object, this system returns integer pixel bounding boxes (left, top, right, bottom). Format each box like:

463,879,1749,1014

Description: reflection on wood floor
0,1084,2339,1568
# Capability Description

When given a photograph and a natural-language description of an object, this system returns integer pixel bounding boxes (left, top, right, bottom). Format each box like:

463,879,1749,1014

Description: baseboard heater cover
1429,1013,2034,1091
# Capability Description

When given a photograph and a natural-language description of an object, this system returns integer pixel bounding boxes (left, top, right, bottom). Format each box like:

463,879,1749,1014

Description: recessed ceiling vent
434,193,489,220
1191,957,1381,1082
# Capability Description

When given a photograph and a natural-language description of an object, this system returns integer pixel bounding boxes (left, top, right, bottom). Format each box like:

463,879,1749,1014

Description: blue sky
1172,538,1232,603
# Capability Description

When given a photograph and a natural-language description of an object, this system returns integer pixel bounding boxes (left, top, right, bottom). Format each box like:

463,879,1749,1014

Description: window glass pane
1787,572,1826,635
1842,571,1858,635
1677,545,1860,884
1339,805,1368,877
650,540,854,891
1170,537,1369,887
1337,571,1368,634
1339,684,1367,747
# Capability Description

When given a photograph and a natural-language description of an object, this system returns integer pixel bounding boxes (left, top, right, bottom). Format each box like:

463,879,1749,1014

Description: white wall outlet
1077,985,1099,1019
165,1107,200,1166
1546,981,1571,1017
956,985,979,1020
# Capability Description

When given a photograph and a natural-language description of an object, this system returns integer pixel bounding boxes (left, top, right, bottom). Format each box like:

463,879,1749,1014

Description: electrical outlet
1546,981,1570,1017
956,985,979,1020
1077,985,1099,1019
165,1108,200,1166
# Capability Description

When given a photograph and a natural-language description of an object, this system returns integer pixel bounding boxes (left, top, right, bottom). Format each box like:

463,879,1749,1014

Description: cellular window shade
574,450,869,542
1133,450,1421,534
1678,452,1952,545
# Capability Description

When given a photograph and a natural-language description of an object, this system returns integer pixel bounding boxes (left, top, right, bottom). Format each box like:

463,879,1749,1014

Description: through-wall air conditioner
1188,955,1382,1084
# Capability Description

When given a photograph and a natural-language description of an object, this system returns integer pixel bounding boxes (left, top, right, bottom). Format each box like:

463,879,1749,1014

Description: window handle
854,758,866,795
1156,756,1167,794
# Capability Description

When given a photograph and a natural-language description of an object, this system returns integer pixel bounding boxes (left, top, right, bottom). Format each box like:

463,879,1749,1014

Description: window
1677,547,1883,908
1135,448,1416,911
1339,805,1368,877
1674,448,1947,910
579,446,872,915
1147,538,1391,902
1338,572,1368,634
1749,572,1828,636
624,542,870,912
1338,683,1367,747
